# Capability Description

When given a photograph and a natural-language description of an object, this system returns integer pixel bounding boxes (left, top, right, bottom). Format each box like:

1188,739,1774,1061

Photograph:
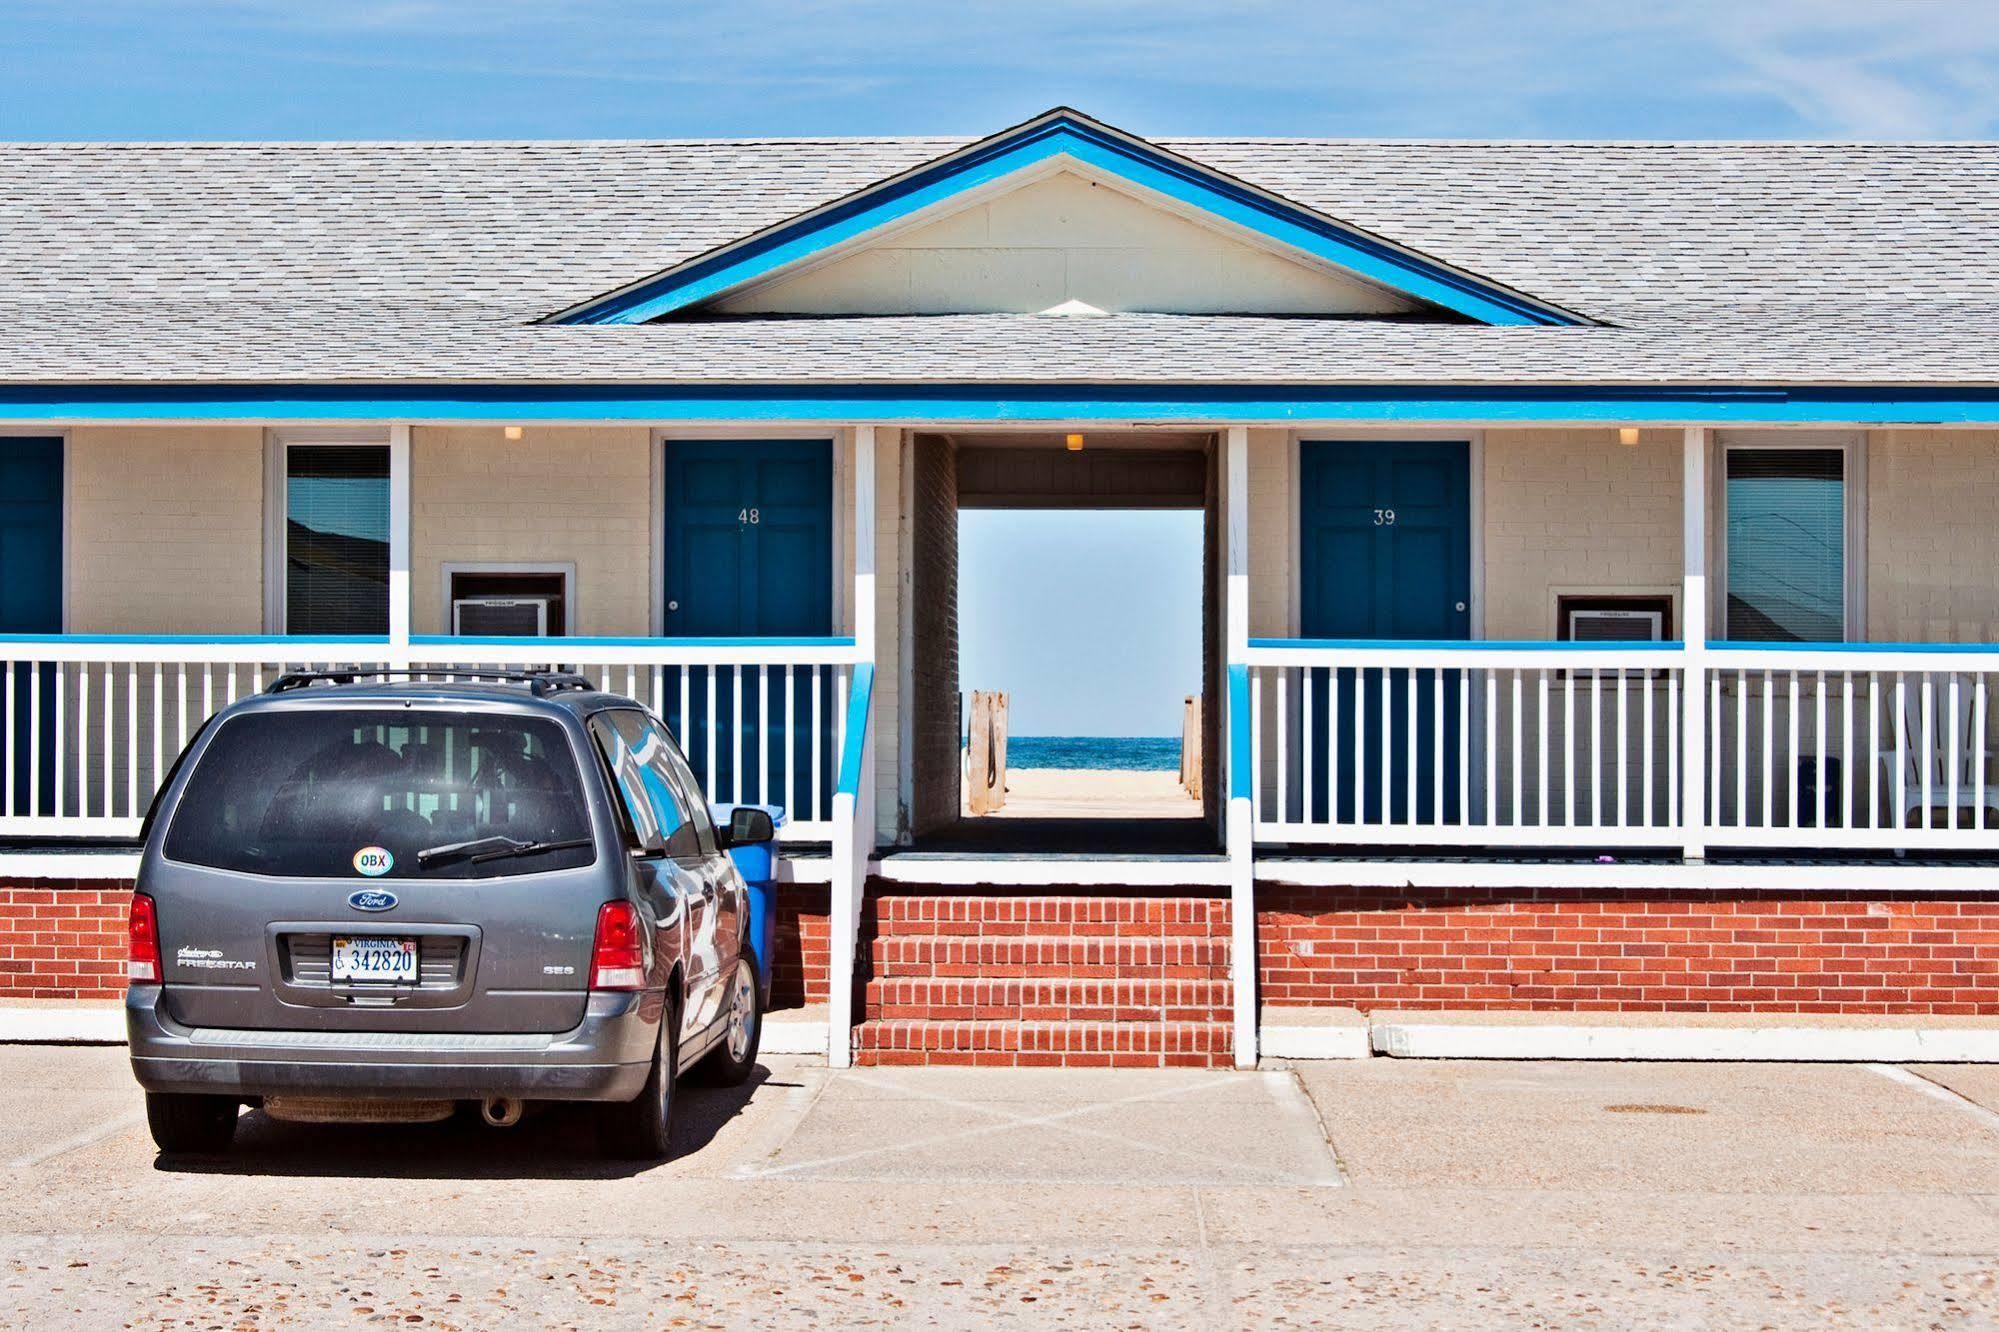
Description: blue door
0,438,62,817
661,439,834,814
1299,440,1470,824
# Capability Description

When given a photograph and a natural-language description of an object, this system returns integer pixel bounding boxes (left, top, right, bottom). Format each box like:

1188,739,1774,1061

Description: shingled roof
3,134,1997,385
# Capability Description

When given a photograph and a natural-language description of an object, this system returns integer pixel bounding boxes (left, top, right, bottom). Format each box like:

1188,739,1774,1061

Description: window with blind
285,445,389,635
1724,447,1846,642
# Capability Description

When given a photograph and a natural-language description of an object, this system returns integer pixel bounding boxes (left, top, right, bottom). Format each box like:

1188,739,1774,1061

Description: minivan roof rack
265,669,597,698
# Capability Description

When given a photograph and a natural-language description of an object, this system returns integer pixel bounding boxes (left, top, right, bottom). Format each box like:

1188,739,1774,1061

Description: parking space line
1867,1064,1999,1133
6,1111,144,1168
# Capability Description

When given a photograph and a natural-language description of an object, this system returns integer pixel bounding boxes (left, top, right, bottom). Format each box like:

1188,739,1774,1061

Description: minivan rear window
163,709,596,879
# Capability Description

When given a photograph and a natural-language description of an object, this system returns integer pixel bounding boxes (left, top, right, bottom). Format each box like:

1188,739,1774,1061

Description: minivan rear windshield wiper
415,835,595,868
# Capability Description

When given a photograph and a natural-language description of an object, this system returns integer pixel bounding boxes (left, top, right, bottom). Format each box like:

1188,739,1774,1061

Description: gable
552,109,1586,327
711,170,1422,317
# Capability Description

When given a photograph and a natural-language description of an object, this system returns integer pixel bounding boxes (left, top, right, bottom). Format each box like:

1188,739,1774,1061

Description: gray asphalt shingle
2,137,1995,385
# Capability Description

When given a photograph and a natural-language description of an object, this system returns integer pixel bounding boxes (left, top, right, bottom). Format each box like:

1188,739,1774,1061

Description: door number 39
1373,508,1397,526
737,508,760,525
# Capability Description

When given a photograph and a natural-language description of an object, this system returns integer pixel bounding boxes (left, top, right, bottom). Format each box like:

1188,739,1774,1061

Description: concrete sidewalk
3,1047,1999,1325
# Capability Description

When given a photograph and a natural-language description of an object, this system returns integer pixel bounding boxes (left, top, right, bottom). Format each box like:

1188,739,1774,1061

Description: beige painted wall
411,425,653,636
66,426,264,633
1868,429,1999,643
715,171,1416,318
1483,428,1682,640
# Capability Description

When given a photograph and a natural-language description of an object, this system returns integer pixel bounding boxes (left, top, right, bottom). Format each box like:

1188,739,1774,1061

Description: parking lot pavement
1,1046,1997,1327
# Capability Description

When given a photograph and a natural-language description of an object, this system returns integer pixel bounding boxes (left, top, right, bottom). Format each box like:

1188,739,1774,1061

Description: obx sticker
352,846,394,877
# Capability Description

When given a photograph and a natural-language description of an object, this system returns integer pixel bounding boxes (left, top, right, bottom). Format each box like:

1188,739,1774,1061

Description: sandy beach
978,766,1199,820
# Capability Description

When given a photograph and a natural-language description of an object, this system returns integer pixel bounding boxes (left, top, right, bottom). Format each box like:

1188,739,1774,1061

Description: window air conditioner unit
1567,607,1664,642
452,596,551,636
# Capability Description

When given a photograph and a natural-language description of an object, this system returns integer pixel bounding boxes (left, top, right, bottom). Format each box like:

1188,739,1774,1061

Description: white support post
387,424,413,663
854,425,877,667
1224,425,1257,1068
828,425,878,1069
1681,426,1708,861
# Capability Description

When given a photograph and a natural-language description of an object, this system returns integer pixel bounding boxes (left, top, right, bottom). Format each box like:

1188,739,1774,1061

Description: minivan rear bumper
126,986,657,1102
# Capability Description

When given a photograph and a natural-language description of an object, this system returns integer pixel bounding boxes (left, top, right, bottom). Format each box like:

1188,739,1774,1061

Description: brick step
868,933,1228,978
864,976,1232,1023
853,1017,1233,1068
872,893,1228,933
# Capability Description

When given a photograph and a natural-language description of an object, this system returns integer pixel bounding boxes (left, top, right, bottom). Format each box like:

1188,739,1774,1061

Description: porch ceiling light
1618,427,1640,447
1065,433,1085,452
504,425,524,441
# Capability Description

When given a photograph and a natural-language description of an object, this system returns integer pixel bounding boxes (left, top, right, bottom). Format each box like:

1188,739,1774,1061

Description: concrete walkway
4,1048,1999,1325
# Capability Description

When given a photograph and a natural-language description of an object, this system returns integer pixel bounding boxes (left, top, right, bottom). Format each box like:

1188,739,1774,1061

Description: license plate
331,936,418,983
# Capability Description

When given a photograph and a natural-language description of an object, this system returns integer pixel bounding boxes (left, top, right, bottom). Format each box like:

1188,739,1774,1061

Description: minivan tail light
129,892,162,985
590,900,646,990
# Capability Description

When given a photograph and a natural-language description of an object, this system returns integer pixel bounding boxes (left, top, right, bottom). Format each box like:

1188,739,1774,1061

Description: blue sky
8,1,1998,735
5,1,1999,141
960,511,1203,738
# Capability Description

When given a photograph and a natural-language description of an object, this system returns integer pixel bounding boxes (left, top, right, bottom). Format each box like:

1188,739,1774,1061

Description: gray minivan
126,671,769,1160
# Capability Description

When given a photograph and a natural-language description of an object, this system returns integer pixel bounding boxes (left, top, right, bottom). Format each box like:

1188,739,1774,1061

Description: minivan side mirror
718,806,775,849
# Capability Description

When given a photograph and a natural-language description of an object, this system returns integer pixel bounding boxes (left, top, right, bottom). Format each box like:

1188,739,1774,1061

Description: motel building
7,107,1999,1069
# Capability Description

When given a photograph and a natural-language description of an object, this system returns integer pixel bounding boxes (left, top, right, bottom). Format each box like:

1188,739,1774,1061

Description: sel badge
352,846,394,877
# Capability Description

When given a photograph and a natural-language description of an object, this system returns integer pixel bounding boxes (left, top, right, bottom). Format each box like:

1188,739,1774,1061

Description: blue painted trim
1250,637,1685,652
836,662,875,798
407,633,856,650
1228,663,1250,801
0,633,392,646
12,383,1999,425
556,113,1575,328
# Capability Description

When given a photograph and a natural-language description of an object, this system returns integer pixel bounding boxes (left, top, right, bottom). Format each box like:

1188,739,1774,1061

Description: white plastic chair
1885,673,1999,831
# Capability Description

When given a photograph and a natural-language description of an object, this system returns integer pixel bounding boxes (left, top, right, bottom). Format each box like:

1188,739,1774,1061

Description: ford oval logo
348,889,399,913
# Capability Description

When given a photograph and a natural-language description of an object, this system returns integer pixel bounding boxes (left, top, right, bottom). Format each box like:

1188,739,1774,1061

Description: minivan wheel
145,1092,239,1155
697,953,763,1087
599,999,679,1161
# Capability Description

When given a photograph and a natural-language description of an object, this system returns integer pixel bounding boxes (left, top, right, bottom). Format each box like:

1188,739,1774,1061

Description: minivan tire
696,952,763,1087
145,1092,239,1154
599,998,679,1161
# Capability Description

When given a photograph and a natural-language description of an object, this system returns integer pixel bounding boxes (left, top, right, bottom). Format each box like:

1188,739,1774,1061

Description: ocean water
990,736,1182,772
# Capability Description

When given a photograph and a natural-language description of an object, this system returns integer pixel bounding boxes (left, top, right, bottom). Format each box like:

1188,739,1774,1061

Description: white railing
1248,639,1999,856
1703,644,1999,852
1247,641,1687,848
0,634,861,843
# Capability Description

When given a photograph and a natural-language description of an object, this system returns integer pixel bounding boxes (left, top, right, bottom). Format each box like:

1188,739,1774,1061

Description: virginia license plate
331,936,418,983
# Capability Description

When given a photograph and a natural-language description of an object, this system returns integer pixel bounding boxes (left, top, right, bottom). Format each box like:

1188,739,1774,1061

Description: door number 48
737,508,760,525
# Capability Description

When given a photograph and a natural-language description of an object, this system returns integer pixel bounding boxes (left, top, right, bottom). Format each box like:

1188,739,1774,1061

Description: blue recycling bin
711,803,785,1002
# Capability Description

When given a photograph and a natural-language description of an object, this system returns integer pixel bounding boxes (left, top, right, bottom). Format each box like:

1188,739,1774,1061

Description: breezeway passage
6,1046,1999,1325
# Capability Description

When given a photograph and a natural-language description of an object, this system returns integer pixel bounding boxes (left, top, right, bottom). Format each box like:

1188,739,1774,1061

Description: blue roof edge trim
550,110,1582,328
12,382,1999,424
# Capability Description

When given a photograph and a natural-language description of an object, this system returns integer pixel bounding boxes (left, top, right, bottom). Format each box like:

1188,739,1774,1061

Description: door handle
667,600,680,612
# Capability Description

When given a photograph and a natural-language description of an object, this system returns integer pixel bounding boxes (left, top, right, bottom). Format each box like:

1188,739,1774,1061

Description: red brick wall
1259,885,1999,1014
0,882,130,999
856,891,1234,1067
769,884,830,1010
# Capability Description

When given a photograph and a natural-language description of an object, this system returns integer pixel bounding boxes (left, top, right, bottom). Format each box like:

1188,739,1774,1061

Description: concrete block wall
1869,429,1999,643
66,427,265,634
411,426,653,636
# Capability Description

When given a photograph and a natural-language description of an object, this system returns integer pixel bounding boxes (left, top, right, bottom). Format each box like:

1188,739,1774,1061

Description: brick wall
856,891,1234,1067
0,882,129,999
1259,884,1999,1014
907,435,961,835
769,884,830,1010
